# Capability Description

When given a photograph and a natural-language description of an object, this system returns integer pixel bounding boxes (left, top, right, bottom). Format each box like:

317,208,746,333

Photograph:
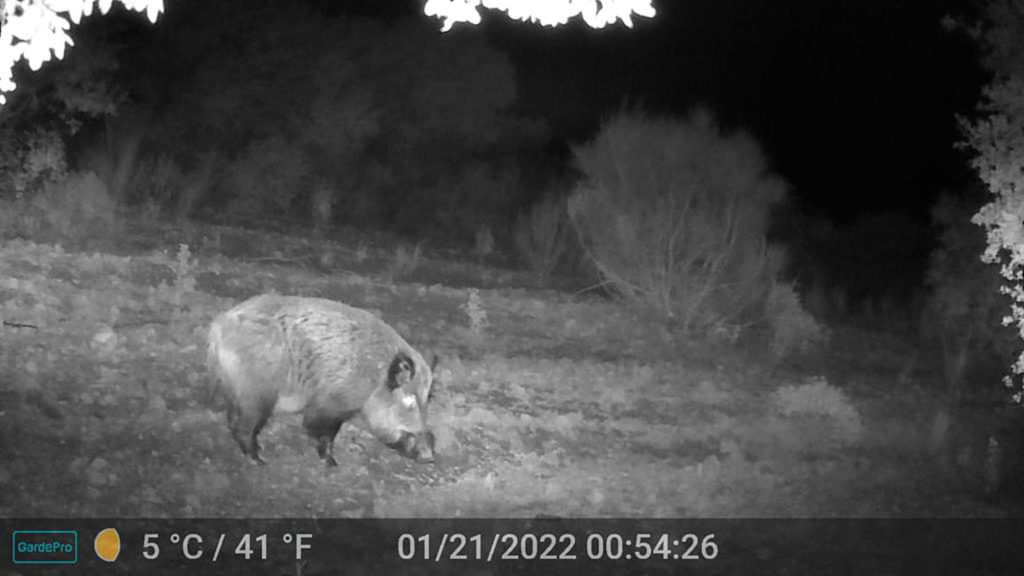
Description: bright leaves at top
0,0,164,105
424,0,656,32
0,0,657,105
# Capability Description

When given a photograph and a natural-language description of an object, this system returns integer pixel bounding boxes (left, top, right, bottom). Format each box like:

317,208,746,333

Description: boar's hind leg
228,397,274,465
303,406,358,467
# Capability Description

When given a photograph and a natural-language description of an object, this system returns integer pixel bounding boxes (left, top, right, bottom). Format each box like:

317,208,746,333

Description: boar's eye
387,352,416,390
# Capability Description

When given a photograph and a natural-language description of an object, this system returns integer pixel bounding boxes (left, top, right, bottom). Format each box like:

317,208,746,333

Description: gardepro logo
11,530,78,565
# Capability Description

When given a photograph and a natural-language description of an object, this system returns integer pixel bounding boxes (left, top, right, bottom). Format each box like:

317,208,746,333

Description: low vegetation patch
1,227,1016,518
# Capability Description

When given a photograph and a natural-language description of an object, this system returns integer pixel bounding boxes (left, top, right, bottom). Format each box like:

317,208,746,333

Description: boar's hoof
315,436,339,467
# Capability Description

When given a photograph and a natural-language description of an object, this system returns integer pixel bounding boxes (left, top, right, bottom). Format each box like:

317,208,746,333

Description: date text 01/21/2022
396,532,719,562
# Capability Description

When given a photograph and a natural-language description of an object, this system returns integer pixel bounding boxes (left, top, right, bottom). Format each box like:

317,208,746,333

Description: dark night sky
338,0,987,222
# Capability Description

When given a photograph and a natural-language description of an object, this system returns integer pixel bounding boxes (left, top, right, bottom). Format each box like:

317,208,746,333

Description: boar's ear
387,352,415,390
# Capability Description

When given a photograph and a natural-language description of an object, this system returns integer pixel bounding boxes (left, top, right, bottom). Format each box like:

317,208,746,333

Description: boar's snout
391,431,435,462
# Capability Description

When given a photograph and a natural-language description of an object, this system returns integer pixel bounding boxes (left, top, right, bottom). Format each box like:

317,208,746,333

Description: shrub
385,243,423,281
173,152,221,221
222,137,311,220
355,241,370,263
82,143,219,223
766,280,829,361
404,161,521,243
456,288,489,349
474,225,495,260
568,108,787,336
514,192,573,281
78,126,142,204
1,171,119,244
170,243,198,318
923,191,1017,398
0,128,68,200
801,281,831,322
463,288,488,336
771,376,862,446
310,179,335,235
127,153,184,218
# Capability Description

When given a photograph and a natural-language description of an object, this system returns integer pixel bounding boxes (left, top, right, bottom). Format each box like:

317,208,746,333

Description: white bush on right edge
958,2,1024,403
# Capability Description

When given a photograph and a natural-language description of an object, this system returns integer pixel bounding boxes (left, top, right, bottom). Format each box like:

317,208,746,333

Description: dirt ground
1,224,1022,519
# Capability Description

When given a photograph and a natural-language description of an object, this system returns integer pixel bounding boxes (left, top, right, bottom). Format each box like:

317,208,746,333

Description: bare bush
514,193,573,280
923,191,1017,399
406,161,521,243
474,225,495,260
173,152,221,221
223,137,311,220
772,376,862,447
766,280,830,361
311,179,335,236
568,109,787,335
79,125,143,204
0,128,68,200
2,171,120,243
128,153,183,219
386,243,423,281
